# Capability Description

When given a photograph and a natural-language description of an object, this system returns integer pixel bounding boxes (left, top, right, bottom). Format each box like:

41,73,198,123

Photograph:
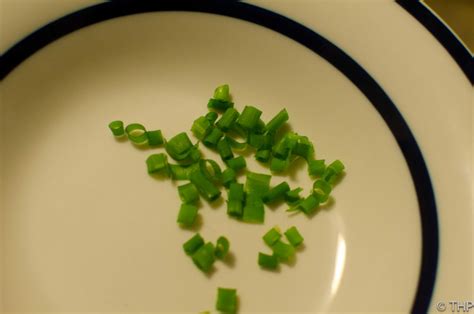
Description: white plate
1,1,472,313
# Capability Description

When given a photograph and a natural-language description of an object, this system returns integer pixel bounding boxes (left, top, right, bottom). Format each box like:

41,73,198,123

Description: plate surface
1,1,471,313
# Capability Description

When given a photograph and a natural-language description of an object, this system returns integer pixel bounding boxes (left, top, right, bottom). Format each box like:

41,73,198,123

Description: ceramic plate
1,1,471,313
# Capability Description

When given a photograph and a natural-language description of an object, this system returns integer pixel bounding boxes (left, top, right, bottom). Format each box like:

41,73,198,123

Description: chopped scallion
217,138,234,161
255,149,271,163
183,233,204,255
214,236,230,259
203,127,224,148
245,171,271,197
191,116,212,140
299,194,319,215
242,193,265,223
263,227,281,246
189,168,221,202
227,182,244,217
177,203,198,227
258,252,279,270
216,288,237,313
265,108,288,133
216,107,240,132
192,242,216,273
286,187,303,204
236,105,262,130
178,182,200,204
271,240,295,261
165,132,194,161
221,168,237,188
125,123,148,144
226,156,246,172
284,226,304,247
146,153,169,174
205,111,218,123
213,84,231,102
312,179,332,203
108,120,125,136
208,98,234,111
263,181,290,204
147,130,165,147
308,159,326,177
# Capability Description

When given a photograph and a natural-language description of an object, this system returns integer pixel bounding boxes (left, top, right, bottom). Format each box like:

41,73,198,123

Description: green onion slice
183,233,205,255
178,182,200,204
258,252,279,270
284,226,304,247
108,120,125,136
177,203,198,227
192,242,216,273
125,123,148,144
214,236,230,259
216,288,237,313
147,130,165,147
263,227,282,246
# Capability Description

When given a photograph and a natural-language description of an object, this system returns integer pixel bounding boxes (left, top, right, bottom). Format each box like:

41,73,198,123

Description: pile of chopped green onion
108,84,345,313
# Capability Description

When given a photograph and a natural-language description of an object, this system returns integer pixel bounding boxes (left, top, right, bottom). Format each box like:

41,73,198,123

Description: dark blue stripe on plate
397,0,473,85
0,1,439,312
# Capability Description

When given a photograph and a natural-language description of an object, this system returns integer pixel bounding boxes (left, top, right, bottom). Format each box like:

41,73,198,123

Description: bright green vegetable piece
265,108,288,133
242,193,265,223
286,187,303,204
308,159,326,177
221,168,237,188
147,130,165,146
216,288,237,313
214,236,230,259
271,240,295,261
284,226,304,247
263,181,290,203
205,111,218,123
323,160,345,184
146,153,168,174
255,149,271,163
189,168,221,202
247,133,265,149
217,138,234,161
191,116,212,140
108,120,124,136
245,171,271,197
270,156,289,173
293,136,314,160
227,183,244,217
225,136,247,151
192,242,216,273
263,227,281,246
216,107,240,132
203,127,224,148
199,159,222,184
165,132,194,161
213,84,231,102
183,233,205,255
169,164,196,180
125,123,148,144
236,105,262,130
208,98,234,111
299,194,319,215
226,156,246,172
258,252,279,270
329,159,345,173
313,179,332,203
177,203,198,227
178,182,200,204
